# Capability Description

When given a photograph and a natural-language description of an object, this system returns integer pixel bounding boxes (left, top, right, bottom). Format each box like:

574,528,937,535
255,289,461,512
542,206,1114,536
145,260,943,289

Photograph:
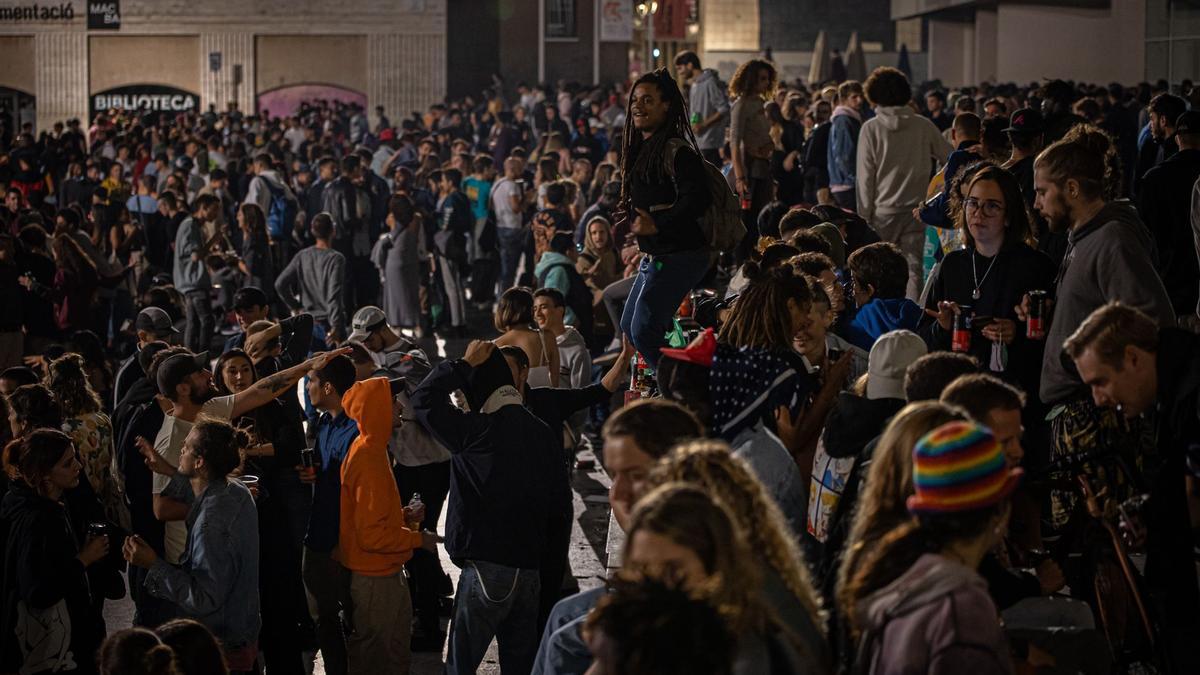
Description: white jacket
855,105,954,224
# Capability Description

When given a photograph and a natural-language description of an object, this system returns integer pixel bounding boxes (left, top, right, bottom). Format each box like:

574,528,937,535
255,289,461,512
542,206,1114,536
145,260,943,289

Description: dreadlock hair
619,68,700,205
719,263,812,350
648,440,826,633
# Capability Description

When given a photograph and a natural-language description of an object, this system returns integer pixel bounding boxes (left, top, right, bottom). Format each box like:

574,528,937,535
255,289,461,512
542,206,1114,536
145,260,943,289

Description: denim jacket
827,106,862,190
145,477,261,649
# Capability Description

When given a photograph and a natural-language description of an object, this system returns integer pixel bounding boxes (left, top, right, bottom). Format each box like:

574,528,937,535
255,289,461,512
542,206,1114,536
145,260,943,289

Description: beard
1042,193,1073,233
189,386,215,406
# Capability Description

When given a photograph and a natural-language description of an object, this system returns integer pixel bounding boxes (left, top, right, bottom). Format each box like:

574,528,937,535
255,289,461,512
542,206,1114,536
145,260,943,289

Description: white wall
974,9,997,83
995,0,1144,84
928,18,972,87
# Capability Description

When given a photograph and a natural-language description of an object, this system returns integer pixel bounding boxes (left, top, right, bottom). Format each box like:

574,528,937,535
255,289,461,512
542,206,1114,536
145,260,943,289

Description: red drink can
1026,291,1047,339
951,312,971,353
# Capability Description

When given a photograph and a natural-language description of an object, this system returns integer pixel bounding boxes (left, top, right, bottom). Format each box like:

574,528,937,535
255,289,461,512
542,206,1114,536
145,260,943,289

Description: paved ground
104,305,617,674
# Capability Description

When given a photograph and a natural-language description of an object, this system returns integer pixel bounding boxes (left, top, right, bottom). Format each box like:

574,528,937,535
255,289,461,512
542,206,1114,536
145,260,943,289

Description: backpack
664,137,745,252
261,177,298,241
537,262,594,341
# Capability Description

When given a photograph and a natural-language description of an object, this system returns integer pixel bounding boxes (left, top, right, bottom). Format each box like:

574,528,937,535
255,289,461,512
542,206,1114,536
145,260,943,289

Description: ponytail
1034,123,1121,201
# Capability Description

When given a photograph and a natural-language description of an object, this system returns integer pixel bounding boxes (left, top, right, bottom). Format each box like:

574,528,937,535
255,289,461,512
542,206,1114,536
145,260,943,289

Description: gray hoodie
855,105,954,224
688,68,730,151
1040,200,1175,404
858,553,1012,675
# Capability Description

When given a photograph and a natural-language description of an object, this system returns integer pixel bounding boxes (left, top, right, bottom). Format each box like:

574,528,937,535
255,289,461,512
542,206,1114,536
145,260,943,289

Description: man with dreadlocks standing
619,68,713,369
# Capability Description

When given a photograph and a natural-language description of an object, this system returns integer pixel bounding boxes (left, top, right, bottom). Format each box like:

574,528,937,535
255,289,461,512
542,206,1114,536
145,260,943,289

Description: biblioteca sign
90,84,199,119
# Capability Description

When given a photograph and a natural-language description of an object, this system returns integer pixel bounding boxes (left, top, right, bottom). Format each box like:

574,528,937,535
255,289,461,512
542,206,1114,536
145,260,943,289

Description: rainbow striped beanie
906,421,1024,515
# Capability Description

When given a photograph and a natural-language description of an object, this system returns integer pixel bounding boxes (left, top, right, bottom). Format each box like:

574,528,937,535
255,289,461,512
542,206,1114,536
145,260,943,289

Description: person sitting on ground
842,242,923,352
831,401,967,667
805,330,926,583
647,441,830,670
533,399,705,675
533,288,591,390
155,619,229,675
98,627,179,675
583,575,735,675
842,421,1021,675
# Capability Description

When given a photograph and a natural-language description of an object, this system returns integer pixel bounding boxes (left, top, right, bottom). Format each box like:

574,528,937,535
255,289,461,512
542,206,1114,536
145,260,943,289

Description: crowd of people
0,46,1198,675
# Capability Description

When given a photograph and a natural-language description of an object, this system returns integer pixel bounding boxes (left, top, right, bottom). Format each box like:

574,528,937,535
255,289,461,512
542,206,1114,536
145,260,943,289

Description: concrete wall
928,18,972,87
974,9,997,84
994,0,1144,84
257,36,367,94
0,36,35,93
701,0,760,53
89,35,200,93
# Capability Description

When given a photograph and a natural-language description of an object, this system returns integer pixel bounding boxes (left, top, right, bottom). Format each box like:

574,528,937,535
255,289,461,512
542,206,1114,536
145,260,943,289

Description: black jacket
627,140,710,256
1145,327,1200,624
524,382,613,511
412,354,559,569
919,244,1056,404
1137,148,1200,316
1,482,102,674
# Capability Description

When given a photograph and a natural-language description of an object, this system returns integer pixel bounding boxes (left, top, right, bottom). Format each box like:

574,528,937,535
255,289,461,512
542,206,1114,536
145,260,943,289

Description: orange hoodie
338,377,422,576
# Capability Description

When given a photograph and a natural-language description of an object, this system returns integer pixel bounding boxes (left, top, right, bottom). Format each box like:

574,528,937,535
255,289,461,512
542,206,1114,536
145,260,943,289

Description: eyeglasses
964,197,1005,218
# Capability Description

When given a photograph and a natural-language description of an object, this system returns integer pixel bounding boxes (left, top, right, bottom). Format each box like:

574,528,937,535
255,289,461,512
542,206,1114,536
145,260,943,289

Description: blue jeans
447,560,541,675
619,249,712,368
496,227,526,295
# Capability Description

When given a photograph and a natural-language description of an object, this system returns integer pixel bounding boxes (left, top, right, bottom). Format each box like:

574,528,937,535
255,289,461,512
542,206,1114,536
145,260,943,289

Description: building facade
0,0,448,133
890,0,1188,87
446,0,630,99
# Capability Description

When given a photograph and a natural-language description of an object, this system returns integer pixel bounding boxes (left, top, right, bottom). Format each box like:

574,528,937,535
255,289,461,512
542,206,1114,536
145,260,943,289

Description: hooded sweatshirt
845,298,924,352
412,351,559,569
855,105,954,224
1040,200,1175,405
339,377,421,576
857,553,1012,675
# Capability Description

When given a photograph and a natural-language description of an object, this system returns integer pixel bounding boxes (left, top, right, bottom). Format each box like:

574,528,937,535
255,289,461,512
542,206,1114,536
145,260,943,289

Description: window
546,0,576,38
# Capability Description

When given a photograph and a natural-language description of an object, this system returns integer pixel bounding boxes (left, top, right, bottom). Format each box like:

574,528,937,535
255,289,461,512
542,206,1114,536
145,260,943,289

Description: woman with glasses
919,163,1055,411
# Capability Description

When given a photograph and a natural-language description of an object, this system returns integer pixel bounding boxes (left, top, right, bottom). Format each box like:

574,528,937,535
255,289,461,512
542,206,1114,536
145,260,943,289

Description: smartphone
970,315,995,332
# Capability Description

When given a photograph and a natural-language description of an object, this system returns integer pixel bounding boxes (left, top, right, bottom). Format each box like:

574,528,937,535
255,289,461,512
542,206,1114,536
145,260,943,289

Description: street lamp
636,1,659,71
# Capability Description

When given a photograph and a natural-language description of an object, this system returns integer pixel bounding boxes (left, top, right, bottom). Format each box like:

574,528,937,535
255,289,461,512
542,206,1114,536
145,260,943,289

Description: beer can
1026,290,1047,340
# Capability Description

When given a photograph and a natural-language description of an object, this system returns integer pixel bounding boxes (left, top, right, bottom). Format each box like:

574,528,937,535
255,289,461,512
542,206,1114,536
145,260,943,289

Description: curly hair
863,67,912,107
835,402,967,626
45,352,102,418
728,59,777,100
624,483,765,636
648,440,826,633
189,418,251,480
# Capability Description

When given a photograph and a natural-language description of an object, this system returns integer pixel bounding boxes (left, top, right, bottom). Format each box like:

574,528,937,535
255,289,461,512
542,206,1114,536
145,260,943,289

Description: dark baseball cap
1175,110,1200,136
134,307,179,336
156,351,210,399
1004,107,1045,134
233,286,269,310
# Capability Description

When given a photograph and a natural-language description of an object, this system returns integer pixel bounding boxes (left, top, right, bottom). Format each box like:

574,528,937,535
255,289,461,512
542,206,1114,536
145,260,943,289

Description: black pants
537,503,574,634
183,289,213,353
394,460,452,632
736,176,773,264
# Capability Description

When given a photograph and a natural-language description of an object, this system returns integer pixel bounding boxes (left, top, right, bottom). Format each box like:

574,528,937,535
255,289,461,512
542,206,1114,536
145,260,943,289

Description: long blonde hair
835,402,966,622
647,440,825,631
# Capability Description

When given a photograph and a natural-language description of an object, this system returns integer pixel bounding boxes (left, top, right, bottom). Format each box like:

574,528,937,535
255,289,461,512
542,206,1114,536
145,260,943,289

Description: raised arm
230,348,351,418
